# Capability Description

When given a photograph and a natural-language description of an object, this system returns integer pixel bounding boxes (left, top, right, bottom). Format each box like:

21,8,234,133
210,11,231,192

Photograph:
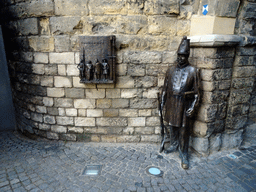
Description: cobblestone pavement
0,131,256,192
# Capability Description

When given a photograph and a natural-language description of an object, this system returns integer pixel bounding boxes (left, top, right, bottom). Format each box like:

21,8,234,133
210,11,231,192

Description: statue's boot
164,141,178,154
181,153,189,169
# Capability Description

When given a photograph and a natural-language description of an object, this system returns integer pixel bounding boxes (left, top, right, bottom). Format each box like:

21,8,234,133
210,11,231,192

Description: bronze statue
102,59,109,80
85,61,93,81
160,36,200,169
94,59,101,80
77,61,85,79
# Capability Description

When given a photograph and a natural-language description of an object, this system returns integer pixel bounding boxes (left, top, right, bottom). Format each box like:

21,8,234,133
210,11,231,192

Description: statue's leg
179,126,189,169
164,126,179,154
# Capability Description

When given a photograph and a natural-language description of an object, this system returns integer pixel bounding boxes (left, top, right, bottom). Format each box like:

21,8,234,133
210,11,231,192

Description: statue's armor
85,63,93,80
162,64,199,128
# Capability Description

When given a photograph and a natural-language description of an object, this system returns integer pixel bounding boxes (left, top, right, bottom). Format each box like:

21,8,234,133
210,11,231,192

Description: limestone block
19,52,33,62
56,117,74,126
78,109,86,117
75,117,95,126
201,81,215,92
68,127,84,134
97,84,115,89
193,47,235,59
135,127,155,135
148,16,176,35
143,88,158,99
90,135,100,142
116,76,134,88
123,127,135,135
60,134,76,141
28,36,54,52
202,91,229,104
106,89,121,99
54,76,72,87
130,98,157,109
104,109,118,117
201,69,214,81
209,134,222,152
146,117,160,126
58,108,66,116
135,76,157,88
86,89,105,99
31,112,43,122
55,0,89,16
34,53,48,64
54,98,73,108
193,120,224,137
101,135,117,143
65,88,85,98
119,109,138,117
51,125,67,133
50,17,82,35
47,88,64,98
49,52,74,64
117,16,148,35
36,106,47,114
41,76,53,87
121,89,138,98
233,66,256,78
229,88,252,105
144,0,179,15
162,51,176,64
227,104,249,117
47,132,59,140
116,64,127,76
139,109,152,117
234,56,255,67
39,18,50,35
66,109,78,117
112,99,129,108
88,0,127,15
141,135,161,143
117,136,140,143
123,51,161,64
191,137,209,155
39,123,51,131
232,77,254,89
44,115,56,124
67,65,79,76
43,97,53,107
128,117,145,126
177,20,190,36
17,18,38,36
87,109,103,117
45,64,58,75
218,80,231,90
236,47,256,56
221,130,243,149
32,64,44,75
58,65,66,76
225,116,248,130
128,64,145,77
213,69,232,81
127,0,144,14
197,104,218,123
54,35,70,52
96,118,128,127
96,99,112,108
190,16,236,35
47,108,59,116
242,1,256,19
74,99,95,109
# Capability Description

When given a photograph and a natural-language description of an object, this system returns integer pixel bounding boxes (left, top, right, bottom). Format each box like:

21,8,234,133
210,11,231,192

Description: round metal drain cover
146,167,163,177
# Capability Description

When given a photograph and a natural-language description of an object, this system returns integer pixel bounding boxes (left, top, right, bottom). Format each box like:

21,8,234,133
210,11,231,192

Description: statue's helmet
177,36,190,56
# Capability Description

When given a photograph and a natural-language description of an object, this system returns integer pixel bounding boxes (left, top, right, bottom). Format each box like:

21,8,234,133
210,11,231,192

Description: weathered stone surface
43,97,53,107
232,77,254,89
193,47,235,59
51,125,67,133
116,76,134,88
17,18,38,36
60,133,76,141
202,91,229,104
45,64,58,75
135,127,154,134
74,99,95,109
55,0,89,16
139,109,152,117
88,0,127,15
36,106,47,114
127,64,145,76
112,99,129,108
41,76,53,87
54,98,73,108
75,117,95,126
229,88,252,105
135,76,157,88
28,36,54,52
86,89,105,99
66,109,77,117
39,18,50,35
87,109,103,117
130,98,157,109
56,117,74,126
78,109,86,117
241,1,256,19
141,135,160,143
54,35,70,52
117,135,140,142
54,76,72,87
225,116,248,130
119,109,138,117
244,123,256,139
106,89,121,98
47,88,64,98
73,77,96,88
104,109,118,117
96,99,112,108
197,104,218,123
143,88,158,98
96,118,128,127
128,117,145,126
116,64,127,76
32,64,44,75
193,120,225,137
233,66,256,78
233,56,255,67
148,16,176,35
31,112,43,122
177,20,190,36
47,132,59,140
39,123,51,131
124,51,161,64
221,130,243,149
50,17,82,35
68,127,83,134
144,0,179,15
101,135,117,143
47,107,59,116
34,52,48,64
191,137,209,155
49,52,74,64
146,117,160,126
44,115,56,124
58,108,66,116
65,88,84,98
58,65,66,76
209,133,222,152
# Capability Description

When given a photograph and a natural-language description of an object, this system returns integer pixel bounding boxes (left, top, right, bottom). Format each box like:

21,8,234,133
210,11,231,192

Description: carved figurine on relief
85,61,93,81
159,36,200,169
78,48,86,79
94,59,101,81
102,59,109,80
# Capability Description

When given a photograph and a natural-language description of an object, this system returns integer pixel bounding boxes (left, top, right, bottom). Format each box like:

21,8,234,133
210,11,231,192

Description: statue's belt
171,91,195,97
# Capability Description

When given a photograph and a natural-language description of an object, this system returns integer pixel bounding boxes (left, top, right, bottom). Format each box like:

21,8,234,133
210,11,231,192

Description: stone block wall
0,0,255,154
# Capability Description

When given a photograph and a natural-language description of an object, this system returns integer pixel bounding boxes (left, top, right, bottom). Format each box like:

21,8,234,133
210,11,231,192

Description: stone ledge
189,35,241,47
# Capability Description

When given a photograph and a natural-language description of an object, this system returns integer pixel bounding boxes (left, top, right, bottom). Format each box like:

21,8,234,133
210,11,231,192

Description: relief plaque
78,36,116,84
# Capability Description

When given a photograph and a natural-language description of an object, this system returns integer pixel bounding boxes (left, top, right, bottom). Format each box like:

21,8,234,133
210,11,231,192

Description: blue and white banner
202,4,208,15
